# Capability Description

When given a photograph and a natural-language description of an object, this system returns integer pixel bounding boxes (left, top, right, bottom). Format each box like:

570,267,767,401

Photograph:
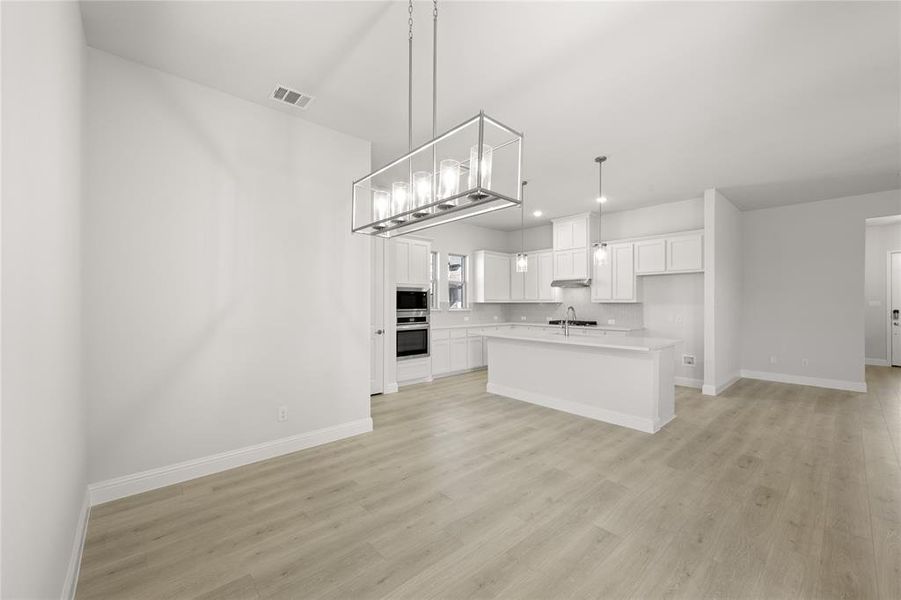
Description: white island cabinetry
483,329,678,433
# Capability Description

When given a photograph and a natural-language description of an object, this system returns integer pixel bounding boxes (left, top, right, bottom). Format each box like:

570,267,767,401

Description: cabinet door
523,255,540,300
408,240,431,285
635,239,666,274
393,239,410,284
612,243,636,301
431,338,450,375
450,338,468,371
571,218,588,249
554,251,573,280
570,249,589,279
666,234,703,272
554,221,574,250
510,260,525,301
484,253,511,301
592,253,613,301
537,252,556,301
467,336,483,368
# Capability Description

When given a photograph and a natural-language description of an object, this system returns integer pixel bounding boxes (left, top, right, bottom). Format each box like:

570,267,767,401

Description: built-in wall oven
397,288,430,360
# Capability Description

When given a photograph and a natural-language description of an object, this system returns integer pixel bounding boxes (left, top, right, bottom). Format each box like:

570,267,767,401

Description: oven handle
396,324,430,331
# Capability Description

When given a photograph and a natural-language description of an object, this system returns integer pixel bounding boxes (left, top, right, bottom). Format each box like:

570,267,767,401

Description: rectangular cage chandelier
352,111,523,238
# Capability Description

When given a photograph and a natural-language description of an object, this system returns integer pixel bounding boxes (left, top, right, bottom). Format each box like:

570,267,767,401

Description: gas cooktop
547,319,598,327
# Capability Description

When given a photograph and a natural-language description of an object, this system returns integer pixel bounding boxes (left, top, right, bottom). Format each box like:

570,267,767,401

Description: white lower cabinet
467,335,483,368
431,330,450,376
431,327,492,377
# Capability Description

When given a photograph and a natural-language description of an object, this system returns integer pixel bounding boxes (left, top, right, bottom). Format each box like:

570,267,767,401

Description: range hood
550,278,591,288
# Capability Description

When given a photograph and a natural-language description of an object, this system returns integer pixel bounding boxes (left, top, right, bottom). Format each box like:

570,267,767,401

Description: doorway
891,252,901,367
371,237,386,394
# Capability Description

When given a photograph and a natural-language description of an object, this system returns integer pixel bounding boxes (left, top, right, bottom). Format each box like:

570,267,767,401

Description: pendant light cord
595,156,606,244
408,0,414,153
521,180,528,253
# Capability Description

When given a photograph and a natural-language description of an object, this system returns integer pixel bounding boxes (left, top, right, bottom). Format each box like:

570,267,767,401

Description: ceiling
80,1,901,230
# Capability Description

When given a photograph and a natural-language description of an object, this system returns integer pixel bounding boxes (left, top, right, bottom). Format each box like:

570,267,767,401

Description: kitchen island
482,328,680,433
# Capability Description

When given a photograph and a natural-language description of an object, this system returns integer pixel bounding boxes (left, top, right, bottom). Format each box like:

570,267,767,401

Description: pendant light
515,180,529,272
351,1,523,237
592,156,608,265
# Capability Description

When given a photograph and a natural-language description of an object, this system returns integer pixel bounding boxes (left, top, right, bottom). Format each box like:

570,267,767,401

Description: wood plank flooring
77,367,901,599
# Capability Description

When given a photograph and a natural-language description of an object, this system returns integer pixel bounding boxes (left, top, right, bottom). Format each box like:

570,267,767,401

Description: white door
371,238,385,394
892,253,901,366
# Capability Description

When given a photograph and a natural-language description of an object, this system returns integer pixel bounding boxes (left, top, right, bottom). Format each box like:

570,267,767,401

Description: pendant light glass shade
412,171,432,217
468,144,493,190
391,182,410,222
515,252,529,273
372,189,390,229
439,159,461,200
594,242,608,266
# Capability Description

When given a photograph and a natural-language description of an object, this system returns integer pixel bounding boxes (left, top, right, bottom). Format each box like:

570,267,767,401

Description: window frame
447,253,468,311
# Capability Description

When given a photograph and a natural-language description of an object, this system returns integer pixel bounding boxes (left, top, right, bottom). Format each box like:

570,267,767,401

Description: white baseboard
89,417,373,505
383,382,399,394
674,377,703,389
739,370,866,393
702,372,742,396
865,358,891,367
62,488,91,599
487,382,657,433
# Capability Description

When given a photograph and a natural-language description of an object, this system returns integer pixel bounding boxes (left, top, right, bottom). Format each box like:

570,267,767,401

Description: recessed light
595,195,607,204
532,210,543,217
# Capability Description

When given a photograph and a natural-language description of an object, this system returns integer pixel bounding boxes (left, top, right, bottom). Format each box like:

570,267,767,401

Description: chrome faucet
563,306,577,337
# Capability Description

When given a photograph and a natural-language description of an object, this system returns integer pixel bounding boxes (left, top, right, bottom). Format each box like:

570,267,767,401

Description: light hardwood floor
77,368,901,599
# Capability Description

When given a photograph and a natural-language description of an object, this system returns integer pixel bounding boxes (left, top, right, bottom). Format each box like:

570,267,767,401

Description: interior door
371,238,385,394
892,253,901,366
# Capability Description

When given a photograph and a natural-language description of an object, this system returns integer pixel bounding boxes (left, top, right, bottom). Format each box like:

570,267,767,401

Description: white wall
741,189,901,390
703,189,743,395
603,197,704,240
84,49,371,484
864,221,901,363
1,2,88,598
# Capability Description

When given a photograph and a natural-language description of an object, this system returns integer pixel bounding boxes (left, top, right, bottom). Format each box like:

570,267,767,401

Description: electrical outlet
674,314,685,326
277,406,288,422
493,315,498,321
801,358,809,367
463,316,470,322
769,355,777,365
607,319,616,325
682,354,695,366
521,316,527,321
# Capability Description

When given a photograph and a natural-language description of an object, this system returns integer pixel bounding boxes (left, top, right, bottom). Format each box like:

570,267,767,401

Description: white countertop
432,322,643,333
481,327,680,352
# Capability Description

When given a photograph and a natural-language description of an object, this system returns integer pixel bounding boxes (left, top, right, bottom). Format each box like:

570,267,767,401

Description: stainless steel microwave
397,288,429,312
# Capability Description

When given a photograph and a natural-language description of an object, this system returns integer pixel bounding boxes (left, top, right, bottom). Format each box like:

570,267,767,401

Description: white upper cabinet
592,242,637,303
634,232,703,275
635,239,667,275
472,251,511,302
552,214,593,280
393,237,431,286
666,234,704,272
537,252,557,301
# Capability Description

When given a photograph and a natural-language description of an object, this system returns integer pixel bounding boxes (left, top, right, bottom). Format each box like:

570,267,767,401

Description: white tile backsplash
500,287,644,328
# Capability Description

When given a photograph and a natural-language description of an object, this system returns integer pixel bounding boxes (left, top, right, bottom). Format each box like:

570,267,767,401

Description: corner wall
741,189,901,391
1,2,88,597
703,189,743,395
84,49,372,493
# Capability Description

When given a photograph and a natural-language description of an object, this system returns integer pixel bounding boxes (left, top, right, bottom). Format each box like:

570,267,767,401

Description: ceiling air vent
271,85,314,109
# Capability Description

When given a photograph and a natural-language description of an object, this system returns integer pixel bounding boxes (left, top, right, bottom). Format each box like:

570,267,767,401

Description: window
429,251,439,309
448,254,467,310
